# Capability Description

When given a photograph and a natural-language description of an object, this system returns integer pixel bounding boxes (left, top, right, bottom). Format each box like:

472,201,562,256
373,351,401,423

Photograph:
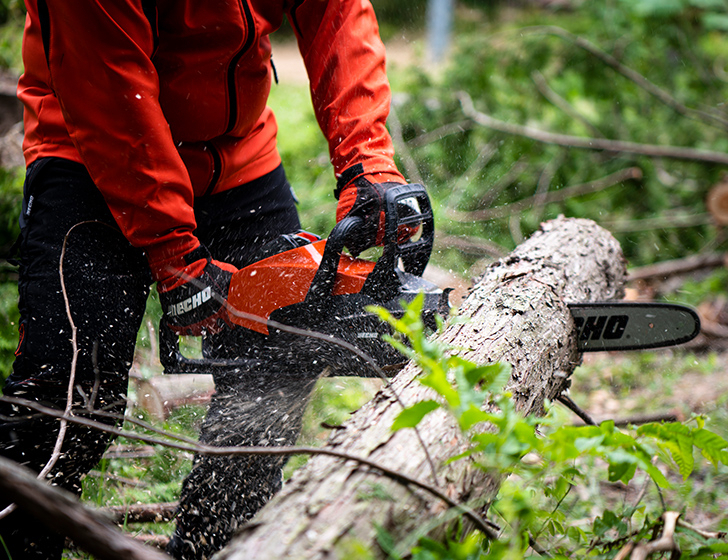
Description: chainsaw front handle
306,183,434,303
381,183,434,276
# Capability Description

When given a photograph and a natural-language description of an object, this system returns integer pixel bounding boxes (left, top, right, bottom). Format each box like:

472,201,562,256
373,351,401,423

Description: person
0,1,421,558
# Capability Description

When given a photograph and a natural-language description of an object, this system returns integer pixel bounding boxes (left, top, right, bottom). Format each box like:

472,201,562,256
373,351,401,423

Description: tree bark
217,216,627,560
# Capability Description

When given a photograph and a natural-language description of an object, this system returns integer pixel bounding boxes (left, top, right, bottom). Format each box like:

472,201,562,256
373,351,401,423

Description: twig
600,212,712,233
102,502,177,525
627,252,726,282
447,167,642,222
132,534,169,550
0,220,98,521
521,26,728,130
531,69,606,138
103,445,158,460
457,90,728,165
677,518,728,540
612,412,680,428
556,394,597,426
0,395,499,541
628,511,681,560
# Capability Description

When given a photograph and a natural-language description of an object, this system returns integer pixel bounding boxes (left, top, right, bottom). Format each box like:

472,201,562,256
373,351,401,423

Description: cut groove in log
218,216,627,560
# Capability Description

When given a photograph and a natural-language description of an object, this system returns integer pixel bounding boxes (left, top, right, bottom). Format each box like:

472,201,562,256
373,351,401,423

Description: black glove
335,175,404,256
154,245,237,336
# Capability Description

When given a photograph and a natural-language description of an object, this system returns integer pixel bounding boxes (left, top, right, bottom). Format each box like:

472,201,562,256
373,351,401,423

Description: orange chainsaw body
227,239,376,334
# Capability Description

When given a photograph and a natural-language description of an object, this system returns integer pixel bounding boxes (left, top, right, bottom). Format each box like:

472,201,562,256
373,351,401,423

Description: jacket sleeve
37,0,199,267
286,0,406,190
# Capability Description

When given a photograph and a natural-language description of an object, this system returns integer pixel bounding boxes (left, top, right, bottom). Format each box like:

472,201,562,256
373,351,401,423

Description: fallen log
218,216,627,559
0,455,168,560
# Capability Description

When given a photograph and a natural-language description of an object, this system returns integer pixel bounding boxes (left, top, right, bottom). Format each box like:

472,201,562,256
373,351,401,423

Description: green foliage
81,406,202,508
0,167,22,386
371,296,728,558
390,1,728,269
0,2,725,555
0,282,18,386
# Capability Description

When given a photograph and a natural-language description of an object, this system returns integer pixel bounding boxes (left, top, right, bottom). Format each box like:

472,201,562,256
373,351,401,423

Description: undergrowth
367,295,728,559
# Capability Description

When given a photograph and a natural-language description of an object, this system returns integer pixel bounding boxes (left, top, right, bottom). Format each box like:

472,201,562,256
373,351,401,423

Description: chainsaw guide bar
569,301,701,352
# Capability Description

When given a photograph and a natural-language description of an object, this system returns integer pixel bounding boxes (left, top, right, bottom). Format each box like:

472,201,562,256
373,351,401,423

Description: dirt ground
269,37,420,86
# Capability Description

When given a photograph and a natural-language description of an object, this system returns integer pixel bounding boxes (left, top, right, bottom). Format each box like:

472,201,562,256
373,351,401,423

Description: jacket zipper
207,0,255,194
225,0,256,134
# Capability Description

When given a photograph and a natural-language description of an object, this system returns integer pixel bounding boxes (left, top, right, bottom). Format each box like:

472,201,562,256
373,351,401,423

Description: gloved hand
153,245,238,336
335,175,405,256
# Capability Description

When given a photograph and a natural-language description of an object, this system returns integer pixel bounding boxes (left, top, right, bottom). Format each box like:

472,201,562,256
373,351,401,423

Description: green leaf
593,509,620,537
391,400,441,431
574,435,605,452
420,368,460,408
461,361,511,391
606,449,638,484
458,404,491,431
694,542,728,556
694,428,728,466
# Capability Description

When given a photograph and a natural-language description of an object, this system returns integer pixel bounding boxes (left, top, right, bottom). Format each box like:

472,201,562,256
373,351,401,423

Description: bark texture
218,216,627,560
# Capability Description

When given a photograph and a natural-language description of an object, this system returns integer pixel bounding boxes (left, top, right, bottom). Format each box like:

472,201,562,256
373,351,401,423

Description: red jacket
19,0,404,267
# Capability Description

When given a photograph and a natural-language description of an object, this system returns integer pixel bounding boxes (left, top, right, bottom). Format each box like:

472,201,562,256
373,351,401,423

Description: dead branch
521,26,728,131
676,518,727,540
0,455,168,560
628,511,681,560
447,166,642,222
599,213,712,233
627,253,726,282
457,90,728,165
102,502,177,525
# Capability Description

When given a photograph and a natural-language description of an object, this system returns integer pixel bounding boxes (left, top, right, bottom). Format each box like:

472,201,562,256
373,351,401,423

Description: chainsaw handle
380,183,434,276
305,216,363,303
306,184,434,303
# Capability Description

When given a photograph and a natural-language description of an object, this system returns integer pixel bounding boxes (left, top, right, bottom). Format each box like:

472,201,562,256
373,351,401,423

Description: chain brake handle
360,183,433,299
381,183,434,276
305,183,433,303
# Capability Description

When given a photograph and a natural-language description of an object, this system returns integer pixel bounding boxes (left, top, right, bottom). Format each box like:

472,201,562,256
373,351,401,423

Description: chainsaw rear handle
306,183,434,303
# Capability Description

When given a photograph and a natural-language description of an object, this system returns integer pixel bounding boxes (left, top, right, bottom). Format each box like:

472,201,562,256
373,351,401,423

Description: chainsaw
159,184,701,377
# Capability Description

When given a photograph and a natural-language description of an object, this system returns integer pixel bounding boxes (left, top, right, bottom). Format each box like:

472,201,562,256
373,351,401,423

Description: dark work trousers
0,157,316,560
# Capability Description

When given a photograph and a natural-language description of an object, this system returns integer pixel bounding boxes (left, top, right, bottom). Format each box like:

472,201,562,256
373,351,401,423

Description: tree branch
447,166,643,222
0,456,169,560
457,90,728,165
522,25,728,131
0,395,498,540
